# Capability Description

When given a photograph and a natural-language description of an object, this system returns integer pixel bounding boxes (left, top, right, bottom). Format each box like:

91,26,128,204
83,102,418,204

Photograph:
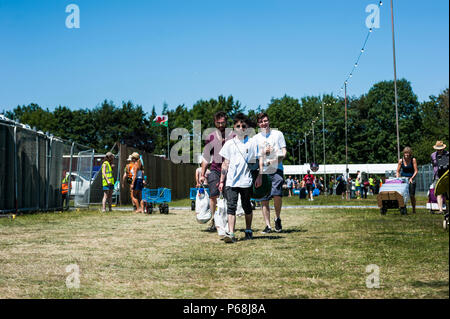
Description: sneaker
224,232,237,243
261,225,272,234
244,229,253,240
207,220,216,232
274,218,282,232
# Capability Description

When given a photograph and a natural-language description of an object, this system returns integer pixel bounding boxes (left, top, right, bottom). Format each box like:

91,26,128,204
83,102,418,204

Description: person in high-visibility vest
369,176,375,195
355,170,361,199
102,152,115,213
62,172,69,209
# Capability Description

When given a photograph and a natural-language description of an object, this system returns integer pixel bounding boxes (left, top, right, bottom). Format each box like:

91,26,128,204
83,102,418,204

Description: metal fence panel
0,125,15,211
0,121,94,214
74,149,94,207
16,127,40,210
416,164,434,194
47,138,64,211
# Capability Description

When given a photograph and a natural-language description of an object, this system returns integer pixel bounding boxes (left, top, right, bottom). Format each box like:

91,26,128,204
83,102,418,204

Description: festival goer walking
361,173,369,199
253,113,287,233
102,152,115,213
328,177,334,195
286,176,293,197
344,168,350,200
303,170,315,201
61,171,69,209
200,111,234,231
218,113,262,243
355,170,361,199
369,176,375,195
396,147,418,214
293,177,299,190
131,152,145,213
431,141,449,214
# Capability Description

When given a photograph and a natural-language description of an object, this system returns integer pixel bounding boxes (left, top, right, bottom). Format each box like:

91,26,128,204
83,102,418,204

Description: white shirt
219,136,257,188
253,129,286,174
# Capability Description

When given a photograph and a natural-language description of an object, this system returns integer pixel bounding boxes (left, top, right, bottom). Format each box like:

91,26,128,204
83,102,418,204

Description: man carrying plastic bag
196,187,211,224
218,113,263,243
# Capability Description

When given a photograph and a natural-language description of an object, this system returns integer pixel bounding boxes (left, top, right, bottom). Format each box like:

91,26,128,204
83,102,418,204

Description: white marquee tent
283,163,398,176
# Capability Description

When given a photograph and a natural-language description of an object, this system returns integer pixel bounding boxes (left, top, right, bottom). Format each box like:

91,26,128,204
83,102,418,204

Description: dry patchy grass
0,205,447,299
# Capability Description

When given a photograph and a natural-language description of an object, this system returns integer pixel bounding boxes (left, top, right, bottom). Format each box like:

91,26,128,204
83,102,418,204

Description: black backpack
437,152,449,178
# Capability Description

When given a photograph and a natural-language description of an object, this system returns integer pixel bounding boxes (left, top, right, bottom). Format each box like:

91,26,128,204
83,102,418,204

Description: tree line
3,78,448,166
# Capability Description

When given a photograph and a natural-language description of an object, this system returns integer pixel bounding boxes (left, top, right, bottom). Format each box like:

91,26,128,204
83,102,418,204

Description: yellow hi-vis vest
102,161,114,187
355,177,361,187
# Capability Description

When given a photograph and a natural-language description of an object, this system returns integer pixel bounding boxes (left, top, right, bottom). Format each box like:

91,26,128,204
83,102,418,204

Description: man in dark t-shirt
199,111,234,231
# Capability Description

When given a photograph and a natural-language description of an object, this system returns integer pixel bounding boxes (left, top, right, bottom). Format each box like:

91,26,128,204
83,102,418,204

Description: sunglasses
235,124,247,129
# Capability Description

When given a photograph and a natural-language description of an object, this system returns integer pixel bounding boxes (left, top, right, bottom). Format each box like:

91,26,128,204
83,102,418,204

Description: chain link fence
385,164,434,195
0,119,95,214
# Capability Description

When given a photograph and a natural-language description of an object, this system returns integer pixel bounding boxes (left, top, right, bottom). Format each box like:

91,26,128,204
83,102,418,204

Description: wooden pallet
377,191,405,208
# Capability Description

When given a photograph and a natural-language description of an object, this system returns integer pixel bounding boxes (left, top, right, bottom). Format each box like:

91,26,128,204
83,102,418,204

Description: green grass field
0,202,447,299
170,194,429,207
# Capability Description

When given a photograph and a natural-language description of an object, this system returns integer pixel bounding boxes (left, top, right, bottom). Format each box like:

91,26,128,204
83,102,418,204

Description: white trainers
224,232,237,243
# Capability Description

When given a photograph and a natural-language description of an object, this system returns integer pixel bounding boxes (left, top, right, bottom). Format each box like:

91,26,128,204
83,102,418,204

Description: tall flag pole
345,82,348,176
390,0,400,160
152,115,169,159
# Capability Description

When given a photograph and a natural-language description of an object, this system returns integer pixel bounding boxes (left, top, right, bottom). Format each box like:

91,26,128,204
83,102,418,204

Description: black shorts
207,170,221,198
306,184,314,193
225,186,252,215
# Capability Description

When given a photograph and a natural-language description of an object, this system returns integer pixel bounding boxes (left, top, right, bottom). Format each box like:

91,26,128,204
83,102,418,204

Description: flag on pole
152,115,168,127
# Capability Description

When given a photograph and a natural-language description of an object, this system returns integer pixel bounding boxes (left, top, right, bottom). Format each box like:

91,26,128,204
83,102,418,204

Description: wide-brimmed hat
127,155,133,161
105,152,114,158
433,141,447,150
132,152,140,159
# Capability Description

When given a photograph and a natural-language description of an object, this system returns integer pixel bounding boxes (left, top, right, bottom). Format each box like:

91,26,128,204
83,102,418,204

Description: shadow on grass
282,228,308,234
411,280,449,288
234,227,307,234
251,235,283,240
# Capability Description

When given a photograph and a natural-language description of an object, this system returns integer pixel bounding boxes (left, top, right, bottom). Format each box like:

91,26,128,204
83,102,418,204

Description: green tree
365,79,421,163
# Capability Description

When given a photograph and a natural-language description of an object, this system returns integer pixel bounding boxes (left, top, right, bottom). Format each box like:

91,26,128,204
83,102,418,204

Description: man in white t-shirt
218,113,263,243
343,168,350,200
253,113,287,233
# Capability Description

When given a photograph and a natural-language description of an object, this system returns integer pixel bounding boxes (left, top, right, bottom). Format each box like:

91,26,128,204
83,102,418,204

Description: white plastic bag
196,188,211,224
214,194,228,236
236,193,245,217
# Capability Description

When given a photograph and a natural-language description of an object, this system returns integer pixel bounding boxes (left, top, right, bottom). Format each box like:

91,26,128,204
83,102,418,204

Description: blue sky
0,0,448,114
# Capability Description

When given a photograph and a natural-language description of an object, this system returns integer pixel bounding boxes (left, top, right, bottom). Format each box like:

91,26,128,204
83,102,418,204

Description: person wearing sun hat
131,152,145,213
431,141,449,214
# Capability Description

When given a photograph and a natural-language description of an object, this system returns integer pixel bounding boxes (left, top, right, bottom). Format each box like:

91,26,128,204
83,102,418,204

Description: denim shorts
134,178,143,191
259,169,284,201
